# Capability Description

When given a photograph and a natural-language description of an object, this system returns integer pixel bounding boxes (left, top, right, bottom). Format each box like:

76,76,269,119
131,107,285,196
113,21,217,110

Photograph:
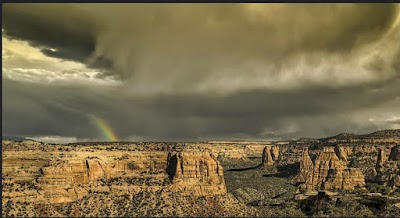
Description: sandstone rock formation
389,145,400,161
259,146,280,170
334,145,348,162
3,129,400,217
374,145,400,191
294,147,313,183
298,147,365,192
271,145,280,161
260,146,274,168
167,152,226,196
376,148,387,175
35,158,109,202
3,142,230,204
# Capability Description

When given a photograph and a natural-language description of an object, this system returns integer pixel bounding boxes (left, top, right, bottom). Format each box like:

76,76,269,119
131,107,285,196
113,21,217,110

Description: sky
2,3,400,143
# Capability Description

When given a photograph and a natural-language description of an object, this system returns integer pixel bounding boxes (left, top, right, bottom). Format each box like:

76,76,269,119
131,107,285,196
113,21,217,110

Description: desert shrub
367,183,392,195
381,205,400,217
324,197,375,217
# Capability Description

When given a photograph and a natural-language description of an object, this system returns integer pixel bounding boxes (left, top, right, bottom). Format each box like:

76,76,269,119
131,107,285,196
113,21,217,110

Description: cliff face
2,142,229,204
201,142,269,159
29,153,169,203
298,147,365,192
2,141,258,217
323,168,366,190
35,158,106,202
167,152,226,196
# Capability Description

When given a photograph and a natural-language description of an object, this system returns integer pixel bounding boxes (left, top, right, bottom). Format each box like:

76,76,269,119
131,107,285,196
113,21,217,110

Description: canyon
2,129,400,217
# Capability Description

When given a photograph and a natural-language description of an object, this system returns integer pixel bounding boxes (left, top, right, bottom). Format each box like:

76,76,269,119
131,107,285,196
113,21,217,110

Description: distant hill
320,129,400,141
361,129,400,138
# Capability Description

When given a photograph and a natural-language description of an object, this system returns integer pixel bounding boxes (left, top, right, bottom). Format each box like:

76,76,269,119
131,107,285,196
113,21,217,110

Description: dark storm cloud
2,4,400,141
2,4,102,66
3,74,400,141
3,4,400,87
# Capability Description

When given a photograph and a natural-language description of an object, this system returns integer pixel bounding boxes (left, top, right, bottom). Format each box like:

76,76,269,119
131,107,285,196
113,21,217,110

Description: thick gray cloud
3,74,400,141
2,3,400,142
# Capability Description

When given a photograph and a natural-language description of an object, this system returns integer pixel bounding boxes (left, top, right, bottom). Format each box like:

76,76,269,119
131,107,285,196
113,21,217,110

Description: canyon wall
167,152,226,196
2,141,229,204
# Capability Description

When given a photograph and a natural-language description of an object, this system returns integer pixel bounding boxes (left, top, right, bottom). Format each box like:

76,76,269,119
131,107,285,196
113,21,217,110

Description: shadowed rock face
375,145,400,190
389,145,400,161
167,152,227,196
334,145,348,162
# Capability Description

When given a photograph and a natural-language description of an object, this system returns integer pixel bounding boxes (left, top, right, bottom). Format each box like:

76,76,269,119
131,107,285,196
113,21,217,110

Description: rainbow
88,114,119,141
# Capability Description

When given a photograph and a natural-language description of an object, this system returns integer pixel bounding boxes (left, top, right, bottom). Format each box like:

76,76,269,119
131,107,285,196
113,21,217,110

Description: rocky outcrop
375,161,400,190
323,168,366,190
5,150,229,203
294,147,313,183
298,147,365,192
334,145,348,162
374,145,400,191
35,158,106,202
260,146,274,168
167,152,227,196
259,146,280,170
376,148,387,174
389,145,400,161
387,173,400,189
271,145,280,161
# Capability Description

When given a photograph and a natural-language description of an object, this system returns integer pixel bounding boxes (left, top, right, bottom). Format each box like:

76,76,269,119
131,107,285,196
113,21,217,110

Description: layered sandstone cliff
167,152,226,196
2,143,229,204
298,146,365,193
